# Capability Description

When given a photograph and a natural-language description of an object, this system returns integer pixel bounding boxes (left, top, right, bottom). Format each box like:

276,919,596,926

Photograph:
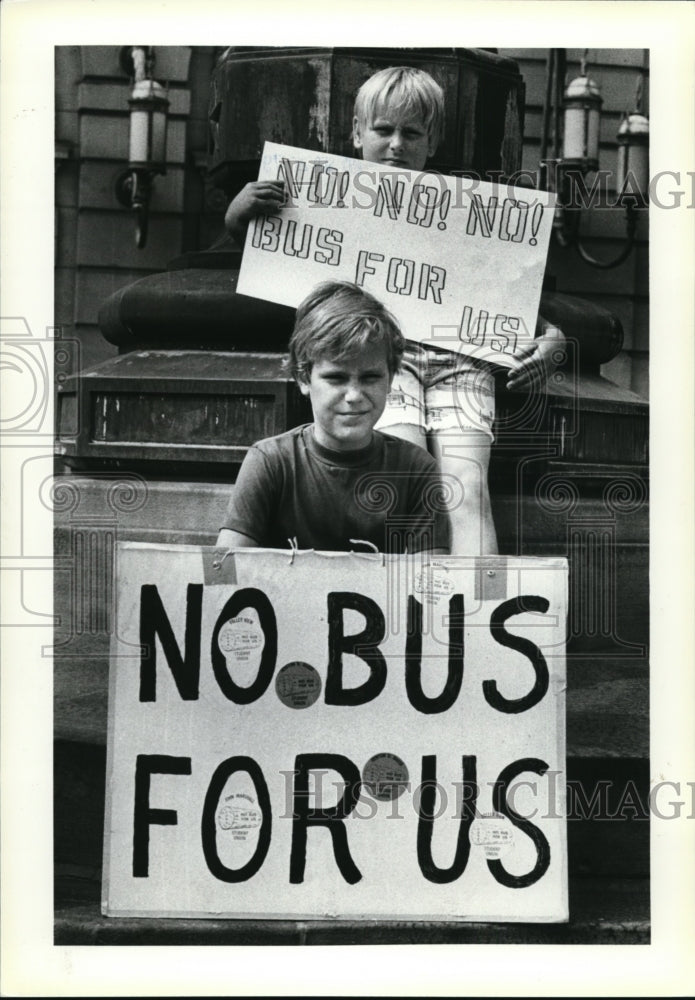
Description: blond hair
353,66,445,150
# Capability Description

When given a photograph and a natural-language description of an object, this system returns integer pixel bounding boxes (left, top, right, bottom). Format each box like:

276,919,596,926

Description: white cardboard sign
237,143,556,367
103,544,568,921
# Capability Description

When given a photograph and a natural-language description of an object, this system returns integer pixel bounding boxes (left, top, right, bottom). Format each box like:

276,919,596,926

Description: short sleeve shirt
222,424,450,553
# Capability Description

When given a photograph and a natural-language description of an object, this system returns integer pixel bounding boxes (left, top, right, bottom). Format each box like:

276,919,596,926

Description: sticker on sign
103,544,568,921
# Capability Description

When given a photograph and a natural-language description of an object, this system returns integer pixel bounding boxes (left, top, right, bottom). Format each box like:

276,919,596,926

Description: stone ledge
55,872,648,945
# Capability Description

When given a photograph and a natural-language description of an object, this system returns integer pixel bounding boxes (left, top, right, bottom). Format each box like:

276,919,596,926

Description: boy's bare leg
429,430,498,556
379,421,428,451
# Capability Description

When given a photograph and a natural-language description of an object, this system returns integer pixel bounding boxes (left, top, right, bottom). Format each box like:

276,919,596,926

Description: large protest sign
103,543,568,921
237,143,556,367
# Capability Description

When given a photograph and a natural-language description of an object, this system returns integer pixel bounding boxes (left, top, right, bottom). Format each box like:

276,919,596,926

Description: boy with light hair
224,64,563,554
350,65,563,554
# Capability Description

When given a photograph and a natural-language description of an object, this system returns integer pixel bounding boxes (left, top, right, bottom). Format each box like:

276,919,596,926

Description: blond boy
225,65,563,554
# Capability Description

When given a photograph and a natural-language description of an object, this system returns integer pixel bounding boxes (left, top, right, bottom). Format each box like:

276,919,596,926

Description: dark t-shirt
222,424,450,553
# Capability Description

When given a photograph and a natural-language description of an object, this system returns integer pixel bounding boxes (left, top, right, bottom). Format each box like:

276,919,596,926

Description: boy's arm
218,445,278,548
405,464,452,556
505,316,565,392
224,179,285,245
215,528,259,549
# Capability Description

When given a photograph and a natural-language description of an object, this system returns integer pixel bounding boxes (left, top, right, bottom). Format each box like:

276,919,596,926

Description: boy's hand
224,179,286,243
505,322,565,392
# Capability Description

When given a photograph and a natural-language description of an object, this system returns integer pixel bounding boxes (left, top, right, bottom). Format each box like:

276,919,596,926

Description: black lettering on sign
314,228,343,266
307,163,334,205
210,588,278,704
355,249,385,287
307,164,349,207
417,263,446,304
417,754,478,883
466,194,498,237
132,754,191,877
277,158,306,202
490,315,520,355
289,753,362,884
500,199,529,243
386,257,415,296
139,584,203,701
484,596,550,713
282,219,312,259
459,306,489,346
407,183,438,228
373,175,405,219
250,214,281,252
201,756,272,883
488,757,551,888
325,592,387,706
405,594,464,713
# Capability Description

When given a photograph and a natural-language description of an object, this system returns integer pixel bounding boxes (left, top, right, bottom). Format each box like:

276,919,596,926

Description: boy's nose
344,382,364,402
389,130,404,150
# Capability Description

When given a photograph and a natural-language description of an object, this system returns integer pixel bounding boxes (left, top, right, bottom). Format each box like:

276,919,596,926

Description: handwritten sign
103,544,568,921
237,143,556,367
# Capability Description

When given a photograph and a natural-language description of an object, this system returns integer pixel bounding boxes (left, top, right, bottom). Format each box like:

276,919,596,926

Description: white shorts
376,345,496,442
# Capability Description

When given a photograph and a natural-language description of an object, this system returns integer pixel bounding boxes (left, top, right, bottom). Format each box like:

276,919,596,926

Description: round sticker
216,794,262,842
275,661,322,709
362,753,410,801
217,614,263,664
469,812,514,859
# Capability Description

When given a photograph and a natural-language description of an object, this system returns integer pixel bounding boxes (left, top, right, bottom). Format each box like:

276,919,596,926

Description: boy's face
353,107,434,172
298,342,393,452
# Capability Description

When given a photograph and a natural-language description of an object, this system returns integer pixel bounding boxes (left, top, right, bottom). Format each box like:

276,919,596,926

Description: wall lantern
616,109,649,207
540,50,649,270
115,46,169,249
561,70,603,172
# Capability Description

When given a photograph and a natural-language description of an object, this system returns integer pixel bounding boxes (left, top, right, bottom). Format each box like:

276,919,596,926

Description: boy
225,65,563,555
216,280,450,554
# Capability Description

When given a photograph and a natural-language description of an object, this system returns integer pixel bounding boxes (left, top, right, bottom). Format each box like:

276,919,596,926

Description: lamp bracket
114,168,152,248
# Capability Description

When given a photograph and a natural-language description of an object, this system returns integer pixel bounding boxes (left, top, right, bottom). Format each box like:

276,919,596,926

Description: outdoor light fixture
540,50,649,270
616,108,649,206
115,46,169,249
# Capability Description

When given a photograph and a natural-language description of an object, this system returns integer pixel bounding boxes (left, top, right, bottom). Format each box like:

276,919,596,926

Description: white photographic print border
1,0,694,996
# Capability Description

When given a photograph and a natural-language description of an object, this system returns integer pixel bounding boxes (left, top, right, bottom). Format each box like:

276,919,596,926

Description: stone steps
55,869,649,945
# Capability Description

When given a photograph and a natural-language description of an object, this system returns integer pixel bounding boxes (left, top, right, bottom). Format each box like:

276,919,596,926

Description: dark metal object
207,46,526,199
56,351,311,471
98,258,295,351
114,168,153,249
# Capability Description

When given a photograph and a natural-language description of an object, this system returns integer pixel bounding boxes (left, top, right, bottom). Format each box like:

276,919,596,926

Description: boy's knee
438,454,488,493
457,479,485,519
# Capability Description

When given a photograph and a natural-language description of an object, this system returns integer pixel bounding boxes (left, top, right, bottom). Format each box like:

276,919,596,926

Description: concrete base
55,868,648,945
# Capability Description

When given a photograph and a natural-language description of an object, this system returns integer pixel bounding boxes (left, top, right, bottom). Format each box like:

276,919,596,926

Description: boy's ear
427,133,438,158
297,378,311,397
352,115,363,151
